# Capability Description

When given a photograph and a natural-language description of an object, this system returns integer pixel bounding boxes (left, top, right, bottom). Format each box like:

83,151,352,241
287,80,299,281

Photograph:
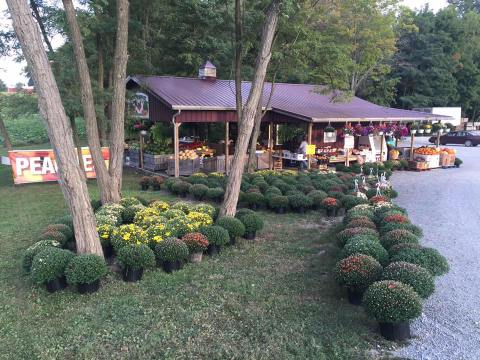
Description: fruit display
179,149,199,160
440,148,456,155
195,145,215,157
414,147,440,155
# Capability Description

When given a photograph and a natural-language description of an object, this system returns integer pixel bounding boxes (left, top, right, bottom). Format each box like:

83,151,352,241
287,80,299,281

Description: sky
0,0,450,88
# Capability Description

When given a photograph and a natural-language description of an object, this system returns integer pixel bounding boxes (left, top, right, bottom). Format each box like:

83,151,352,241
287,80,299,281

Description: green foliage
117,244,156,270
363,280,422,323
381,229,419,250
205,187,224,202
344,217,376,230
268,195,289,210
388,242,423,257
43,224,73,242
336,227,379,247
65,254,107,285
39,230,68,247
287,193,313,210
380,222,423,237
382,262,435,299
307,190,328,208
334,254,383,291
154,238,189,262
216,217,246,238
341,238,389,265
237,212,264,234
199,225,230,246
190,184,209,200
171,181,192,196
181,232,209,253
390,247,450,276
22,239,61,273
171,202,191,214
341,195,368,210
119,197,142,208
30,247,75,284
122,204,145,224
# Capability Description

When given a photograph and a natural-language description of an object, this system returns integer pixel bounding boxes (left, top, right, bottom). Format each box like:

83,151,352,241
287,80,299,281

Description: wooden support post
436,132,440,148
268,121,273,170
307,122,313,170
346,149,351,167
139,132,144,169
225,121,229,175
409,133,415,161
380,134,385,162
174,122,181,178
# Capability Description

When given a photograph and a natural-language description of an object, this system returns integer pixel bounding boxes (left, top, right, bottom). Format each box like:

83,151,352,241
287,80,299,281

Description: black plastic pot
326,208,337,217
245,231,256,240
45,276,67,293
102,243,114,258
122,267,144,282
152,185,161,191
207,244,220,256
162,260,181,273
275,207,285,214
347,288,363,305
141,185,149,191
229,236,236,246
297,207,306,214
379,321,411,341
249,204,258,210
77,280,100,294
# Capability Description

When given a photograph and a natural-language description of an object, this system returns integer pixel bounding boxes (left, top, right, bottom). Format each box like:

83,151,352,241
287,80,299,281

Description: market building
126,62,452,177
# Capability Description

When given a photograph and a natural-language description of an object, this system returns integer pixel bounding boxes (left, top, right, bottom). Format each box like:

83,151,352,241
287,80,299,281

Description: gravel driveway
391,141,480,359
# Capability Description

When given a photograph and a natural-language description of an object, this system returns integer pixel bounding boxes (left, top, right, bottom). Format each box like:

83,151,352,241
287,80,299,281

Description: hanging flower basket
411,129,417,135
418,129,425,134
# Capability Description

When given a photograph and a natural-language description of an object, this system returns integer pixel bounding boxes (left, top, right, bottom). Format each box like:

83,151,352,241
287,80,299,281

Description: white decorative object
411,129,417,135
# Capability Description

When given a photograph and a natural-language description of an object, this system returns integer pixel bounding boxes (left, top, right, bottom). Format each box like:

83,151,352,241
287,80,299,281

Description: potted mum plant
65,254,108,294
30,247,75,292
381,262,435,299
287,193,313,213
268,195,289,214
200,225,230,255
154,237,190,272
334,254,383,305
423,124,432,134
322,197,339,217
139,176,150,191
236,212,264,240
410,123,419,135
216,217,246,245
117,243,156,282
150,176,164,191
417,124,425,134
324,125,336,138
363,280,423,341
182,233,209,263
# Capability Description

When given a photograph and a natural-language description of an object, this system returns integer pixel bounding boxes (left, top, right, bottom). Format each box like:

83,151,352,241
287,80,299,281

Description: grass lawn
0,164,393,359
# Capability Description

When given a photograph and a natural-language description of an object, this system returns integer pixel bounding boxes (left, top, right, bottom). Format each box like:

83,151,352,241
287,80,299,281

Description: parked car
429,131,480,147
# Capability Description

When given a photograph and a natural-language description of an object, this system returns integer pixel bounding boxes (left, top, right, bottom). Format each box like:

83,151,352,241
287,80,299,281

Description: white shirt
298,141,308,155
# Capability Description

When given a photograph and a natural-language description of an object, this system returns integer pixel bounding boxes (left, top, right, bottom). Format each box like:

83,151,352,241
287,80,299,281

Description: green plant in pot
181,233,209,263
30,247,75,293
381,262,435,299
455,157,463,168
216,217,245,245
307,190,328,210
154,237,189,272
150,176,164,191
117,243,155,282
139,176,150,191
334,254,383,305
287,193,312,213
22,239,61,273
42,224,73,243
190,183,209,200
199,225,230,255
324,125,336,138
65,254,108,294
268,195,289,213
322,197,339,217
243,192,265,210
363,280,422,341
236,212,264,240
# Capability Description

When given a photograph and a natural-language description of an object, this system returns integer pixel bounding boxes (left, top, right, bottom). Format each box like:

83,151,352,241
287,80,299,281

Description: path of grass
0,165,390,359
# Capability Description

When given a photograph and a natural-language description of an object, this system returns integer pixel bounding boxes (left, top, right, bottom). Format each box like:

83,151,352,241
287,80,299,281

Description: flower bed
333,190,449,341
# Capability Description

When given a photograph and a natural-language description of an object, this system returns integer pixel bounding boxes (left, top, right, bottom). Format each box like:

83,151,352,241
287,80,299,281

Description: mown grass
0,165,392,359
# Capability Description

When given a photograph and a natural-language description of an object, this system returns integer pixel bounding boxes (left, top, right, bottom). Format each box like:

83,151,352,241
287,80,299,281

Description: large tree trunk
69,115,85,170
108,0,129,202
219,0,281,217
29,0,54,55
246,84,264,173
7,0,103,256
0,115,13,151
62,0,117,205
97,35,108,147
234,0,243,121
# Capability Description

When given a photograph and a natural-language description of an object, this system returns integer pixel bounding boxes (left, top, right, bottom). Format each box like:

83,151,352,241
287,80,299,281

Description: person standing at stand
298,136,308,171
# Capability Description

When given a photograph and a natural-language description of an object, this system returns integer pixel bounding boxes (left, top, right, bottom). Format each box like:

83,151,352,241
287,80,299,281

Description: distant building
413,107,462,126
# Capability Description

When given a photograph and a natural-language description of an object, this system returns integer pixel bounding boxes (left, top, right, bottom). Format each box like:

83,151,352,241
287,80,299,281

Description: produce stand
167,157,201,176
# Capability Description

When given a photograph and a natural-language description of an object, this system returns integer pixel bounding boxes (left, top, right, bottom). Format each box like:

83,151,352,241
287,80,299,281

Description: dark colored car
429,130,480,147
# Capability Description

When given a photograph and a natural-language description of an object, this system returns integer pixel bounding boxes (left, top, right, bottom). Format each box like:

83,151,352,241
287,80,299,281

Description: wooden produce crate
440,153,455,167
256,152,270,170
143,153,171,171
408,160,428,171
202,155,232,173
167,158,201,176
413,154,440,169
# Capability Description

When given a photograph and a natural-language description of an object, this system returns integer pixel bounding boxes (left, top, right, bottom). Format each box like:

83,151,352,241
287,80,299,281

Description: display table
413,154,440,168
328,155,358,163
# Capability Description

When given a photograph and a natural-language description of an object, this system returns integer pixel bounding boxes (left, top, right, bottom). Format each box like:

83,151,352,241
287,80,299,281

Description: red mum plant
181,232,209,253
334,254,383,291
322,197,339,210
383,214,409,224
369,195,389,204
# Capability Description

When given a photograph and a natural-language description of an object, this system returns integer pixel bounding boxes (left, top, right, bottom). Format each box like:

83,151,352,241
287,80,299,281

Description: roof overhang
311,115,454,123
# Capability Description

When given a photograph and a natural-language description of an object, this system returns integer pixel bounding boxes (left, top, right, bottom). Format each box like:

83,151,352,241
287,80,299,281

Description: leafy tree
0,79,6,92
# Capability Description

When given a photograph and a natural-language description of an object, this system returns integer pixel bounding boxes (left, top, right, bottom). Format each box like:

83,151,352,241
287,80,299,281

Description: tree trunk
0,115,12,151
70,115,85,171
246,82,264,173
219,0,281,217
29,0,54,55
108,0,129,202
7,0,103,256
97,35,108,147
62,0,118,205
234,0,243,121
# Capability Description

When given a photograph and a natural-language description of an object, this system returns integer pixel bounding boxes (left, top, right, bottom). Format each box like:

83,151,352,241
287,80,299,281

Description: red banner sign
8,147,110,185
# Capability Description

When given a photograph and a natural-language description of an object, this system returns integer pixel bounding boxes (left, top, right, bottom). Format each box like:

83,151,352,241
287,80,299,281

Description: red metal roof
129,75,450,122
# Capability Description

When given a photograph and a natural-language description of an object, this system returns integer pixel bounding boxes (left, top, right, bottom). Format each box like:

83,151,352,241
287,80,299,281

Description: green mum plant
117,244,156,270
381,262,435,299
390,247,449,276
39,230,68,247
287,193,313,211
334,254,383,291
172,201,192,214
381,229,419,250
268,195,289,210
119,197,142,208
363,280,422,323
42,224,73,242
22,239,61,273
388,243,422,257
336,227,379,247
216,217,246,239
190,184,209,200
199,225,230,246
30,247,75,284
341,238,389,265
344,217,377,230
237,212,264,234
65,254,107,285
154,237,189,262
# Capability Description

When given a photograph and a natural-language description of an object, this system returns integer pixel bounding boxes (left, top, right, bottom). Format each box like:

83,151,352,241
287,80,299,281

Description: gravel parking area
391,140,480,359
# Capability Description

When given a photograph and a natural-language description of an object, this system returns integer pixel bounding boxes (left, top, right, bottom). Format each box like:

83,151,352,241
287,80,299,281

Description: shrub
342,195,368,210
43,224,73,242
154,237,189,262
39,229,68,247
322,197,339,210
369,195,389,204
264,186,282,198
381,213,409,226
238,212,264,234
150,200,170,213
199,226,230,246
139,176,150,187
341,238,389,265
344,234,381,246
171,181,192,196
235,208,256,220
388,243,422,257
380,222,423,237
334,254,383,291
381,262,435,299
171,201,191,214
166,217,192,238
192,203,216,217
336,227,379,247
65,254,107,285
455,157,463,167
57,214,73,229
122,204,145,224
97,224,115,247
30,247,75,284
111,224,147,251
344,217,376,230
134,196,150,206
186,211,213,230
344,210,375,224
363,280,422,323
288,193,313,210
190,184,209,200
22,240,61,273
216,217,246,239
268,195,289,210
119,197,142,208
390,247,449,276
150,176,164,188
365,188,377,199
181,232,209,253
243,192,266,208
206,187,224,202
307,190,328,208
381,229,419,250
382,188,398,199
117,244,155,270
